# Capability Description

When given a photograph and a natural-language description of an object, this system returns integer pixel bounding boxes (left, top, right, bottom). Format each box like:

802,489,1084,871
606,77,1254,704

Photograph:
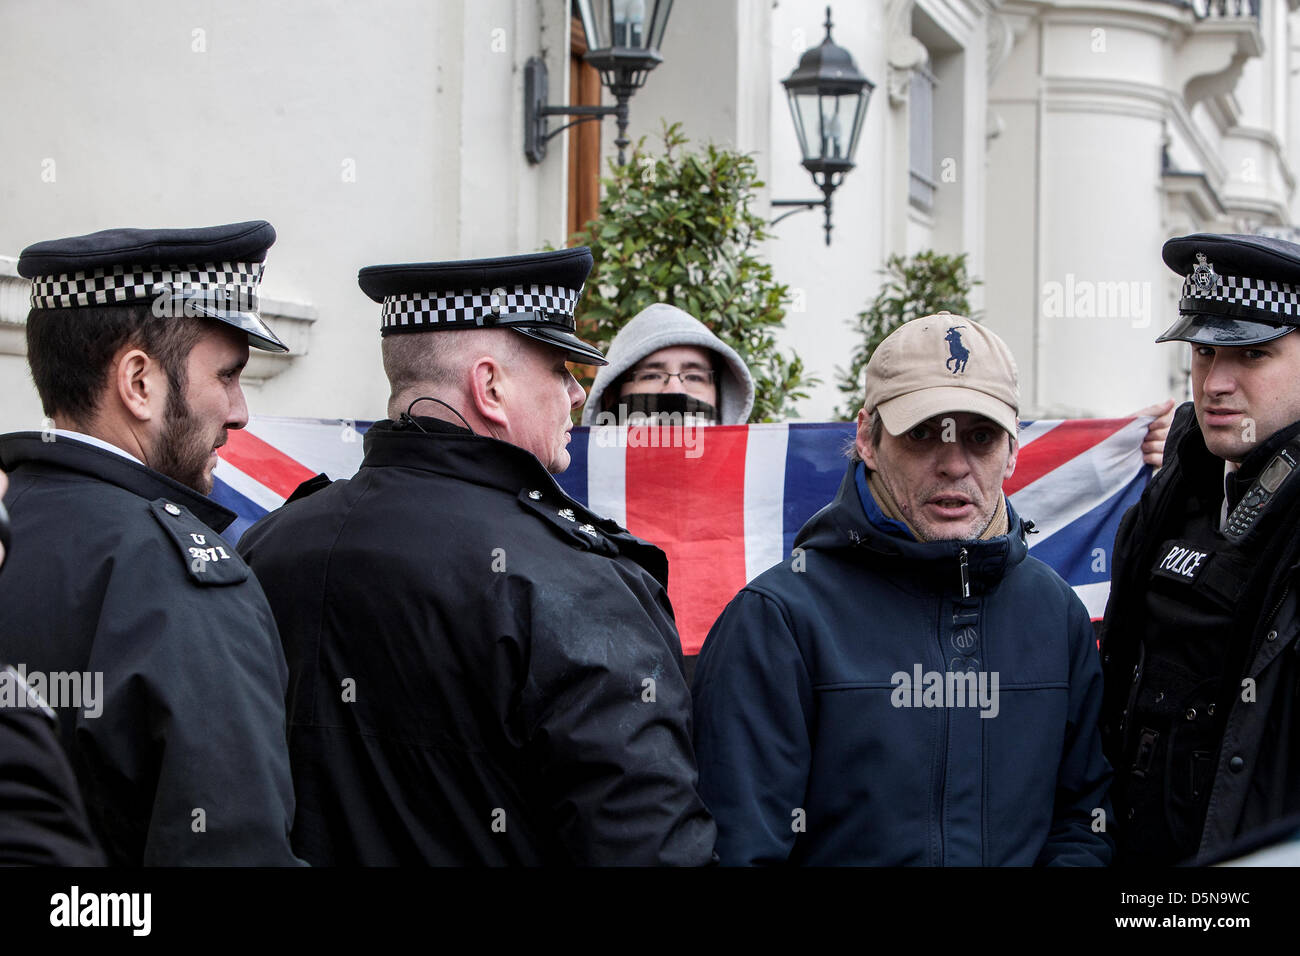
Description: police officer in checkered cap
0,220,302,865
239,247,717,865
1102,233,1300,864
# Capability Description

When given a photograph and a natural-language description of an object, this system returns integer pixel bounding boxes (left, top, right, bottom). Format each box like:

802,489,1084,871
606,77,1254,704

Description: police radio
0,497,9,562
1222,446,1299,544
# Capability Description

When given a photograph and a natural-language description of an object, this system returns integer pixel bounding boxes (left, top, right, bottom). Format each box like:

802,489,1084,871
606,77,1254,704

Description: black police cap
18,220,287,352
358,247,607,366
1158,232,1300,347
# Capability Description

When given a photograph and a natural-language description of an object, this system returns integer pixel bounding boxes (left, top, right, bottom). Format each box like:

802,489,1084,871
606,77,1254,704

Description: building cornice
1038,75,1228,184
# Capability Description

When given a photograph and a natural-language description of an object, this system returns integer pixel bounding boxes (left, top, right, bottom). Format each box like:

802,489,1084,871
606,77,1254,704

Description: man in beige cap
692,314,1113,865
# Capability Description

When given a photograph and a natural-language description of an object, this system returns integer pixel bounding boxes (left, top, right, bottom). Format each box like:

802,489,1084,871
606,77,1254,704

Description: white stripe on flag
213,458,285,513
584,427,626,527
1014,420,1059,450
247,415,366,480
743,423,789,582
1073,581,1111,620
1010,418,1148,544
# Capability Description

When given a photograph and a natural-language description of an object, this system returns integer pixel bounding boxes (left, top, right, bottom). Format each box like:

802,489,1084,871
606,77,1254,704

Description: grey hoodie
581,303,756,426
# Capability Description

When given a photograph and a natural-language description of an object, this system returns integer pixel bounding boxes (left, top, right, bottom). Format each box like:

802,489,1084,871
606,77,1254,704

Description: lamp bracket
525,56,634,165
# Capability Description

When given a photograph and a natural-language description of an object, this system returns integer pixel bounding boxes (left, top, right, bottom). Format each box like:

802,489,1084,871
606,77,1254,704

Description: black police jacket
238,417,717,865
1100,403,1300,863
0,433,301,865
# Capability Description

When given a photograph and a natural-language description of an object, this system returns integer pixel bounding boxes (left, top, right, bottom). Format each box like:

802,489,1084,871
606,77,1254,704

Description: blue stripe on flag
211,477,268,545
1026,464,1150,588
783,423,855,557
555,426,589,504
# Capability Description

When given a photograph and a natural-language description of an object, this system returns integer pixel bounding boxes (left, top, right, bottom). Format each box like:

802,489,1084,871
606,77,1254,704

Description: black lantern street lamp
772,7,874,246
525,0,675,166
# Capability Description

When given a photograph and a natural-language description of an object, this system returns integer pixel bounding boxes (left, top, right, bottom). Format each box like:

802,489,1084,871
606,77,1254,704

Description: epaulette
516,487,619,557
149,499,250,585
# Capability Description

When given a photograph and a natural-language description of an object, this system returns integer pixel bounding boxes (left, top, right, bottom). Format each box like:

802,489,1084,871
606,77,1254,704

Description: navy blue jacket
693,463,1114,865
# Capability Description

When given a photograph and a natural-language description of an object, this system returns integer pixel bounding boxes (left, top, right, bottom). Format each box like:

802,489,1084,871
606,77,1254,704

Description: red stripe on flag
624,427,749,656
217,428,317,500
1003,418,1133,496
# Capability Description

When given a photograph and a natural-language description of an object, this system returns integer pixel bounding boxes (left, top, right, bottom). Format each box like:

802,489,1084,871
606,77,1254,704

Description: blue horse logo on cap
945,326,969,374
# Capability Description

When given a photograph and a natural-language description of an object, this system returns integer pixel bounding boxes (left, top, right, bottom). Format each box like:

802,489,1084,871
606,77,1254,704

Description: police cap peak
358,247,607,366
18,220,286,352
1158,232,1300,347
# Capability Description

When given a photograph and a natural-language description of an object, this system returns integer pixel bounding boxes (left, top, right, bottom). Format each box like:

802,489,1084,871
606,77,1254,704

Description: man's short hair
26,305,205,428
382,329,523,416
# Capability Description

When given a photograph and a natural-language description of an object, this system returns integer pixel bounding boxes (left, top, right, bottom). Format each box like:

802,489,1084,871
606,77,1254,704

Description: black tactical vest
1118,428,1300,864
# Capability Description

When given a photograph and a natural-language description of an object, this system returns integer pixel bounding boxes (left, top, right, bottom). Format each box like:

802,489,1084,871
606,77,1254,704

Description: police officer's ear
466,354,510,429
113,346,168,424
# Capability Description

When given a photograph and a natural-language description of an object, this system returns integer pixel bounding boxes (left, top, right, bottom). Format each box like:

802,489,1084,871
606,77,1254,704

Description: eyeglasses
628,369,716,387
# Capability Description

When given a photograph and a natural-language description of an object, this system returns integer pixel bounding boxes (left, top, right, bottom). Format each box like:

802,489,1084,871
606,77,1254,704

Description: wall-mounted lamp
525,0,675,166
771,7,875,246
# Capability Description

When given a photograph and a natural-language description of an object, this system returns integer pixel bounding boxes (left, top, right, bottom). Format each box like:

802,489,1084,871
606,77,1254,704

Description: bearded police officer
0,222,301,865
238,248,717,865
1101,233,1300,865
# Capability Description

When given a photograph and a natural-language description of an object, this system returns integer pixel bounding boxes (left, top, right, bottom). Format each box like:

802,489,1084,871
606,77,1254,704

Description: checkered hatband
29,261,264,310
1181,272,1300,319
381,284,583,331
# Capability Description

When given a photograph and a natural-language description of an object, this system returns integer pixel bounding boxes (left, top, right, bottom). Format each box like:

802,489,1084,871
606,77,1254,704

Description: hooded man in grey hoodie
582,303,756,427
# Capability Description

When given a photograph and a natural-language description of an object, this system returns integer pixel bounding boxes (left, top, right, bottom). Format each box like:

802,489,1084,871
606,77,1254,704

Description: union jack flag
214,417,1152,656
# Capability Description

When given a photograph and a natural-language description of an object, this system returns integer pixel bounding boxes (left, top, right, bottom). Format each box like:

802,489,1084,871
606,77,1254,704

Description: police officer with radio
1101,233,1300,865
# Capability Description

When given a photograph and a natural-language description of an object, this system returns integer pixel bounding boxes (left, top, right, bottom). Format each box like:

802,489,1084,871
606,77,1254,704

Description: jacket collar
361,416,565,495
795,461,1029,594
1161,401,1300,507
0,431,236,531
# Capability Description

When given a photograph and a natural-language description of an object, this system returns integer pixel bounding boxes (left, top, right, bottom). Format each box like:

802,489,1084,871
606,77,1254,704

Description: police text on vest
1159,545,1207,579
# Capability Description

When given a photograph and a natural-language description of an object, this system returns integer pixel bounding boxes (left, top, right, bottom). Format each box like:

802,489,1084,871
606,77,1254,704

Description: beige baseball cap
863,313,1019,436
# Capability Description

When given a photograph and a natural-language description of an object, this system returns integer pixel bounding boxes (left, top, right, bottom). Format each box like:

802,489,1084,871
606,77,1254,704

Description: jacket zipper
938,548,970,864
934,594,947,865
1261,583,1292,641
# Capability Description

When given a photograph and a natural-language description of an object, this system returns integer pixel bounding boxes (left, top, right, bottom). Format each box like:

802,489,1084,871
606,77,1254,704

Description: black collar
1235,416,1300,480
0,432,237,531
360,417,563,494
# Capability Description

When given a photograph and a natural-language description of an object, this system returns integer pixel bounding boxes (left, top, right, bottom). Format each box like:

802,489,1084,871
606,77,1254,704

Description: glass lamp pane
821,94,849,160
574,0,602,50
845,89,869,162
645,0,673,50
796,91,823,162
612,0,645,48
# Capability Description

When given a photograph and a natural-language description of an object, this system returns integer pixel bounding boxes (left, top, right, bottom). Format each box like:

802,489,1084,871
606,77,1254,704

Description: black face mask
616,392,719,426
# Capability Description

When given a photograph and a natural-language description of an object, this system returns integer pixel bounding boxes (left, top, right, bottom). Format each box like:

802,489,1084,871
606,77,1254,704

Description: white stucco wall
0,0,570,432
